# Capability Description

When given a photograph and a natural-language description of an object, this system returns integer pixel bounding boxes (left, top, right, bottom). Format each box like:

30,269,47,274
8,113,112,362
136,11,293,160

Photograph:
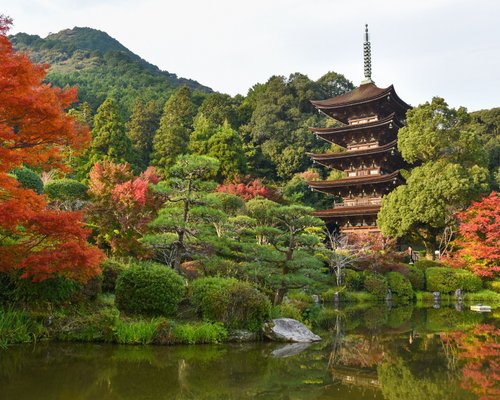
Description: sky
2,0,499,111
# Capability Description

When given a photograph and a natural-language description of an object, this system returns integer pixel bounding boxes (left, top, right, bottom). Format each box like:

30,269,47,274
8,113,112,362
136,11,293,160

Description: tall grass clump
172,322,228,344
115,318,162,344
0,308,34,348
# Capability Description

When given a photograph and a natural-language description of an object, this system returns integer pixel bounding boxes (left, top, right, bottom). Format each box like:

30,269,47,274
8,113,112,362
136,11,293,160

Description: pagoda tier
310,113,402,148
313,206,380,233
307,139,405,172
310,83,410,124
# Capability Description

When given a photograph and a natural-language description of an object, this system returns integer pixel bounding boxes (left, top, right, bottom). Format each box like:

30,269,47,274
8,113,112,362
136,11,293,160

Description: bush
387,272,414,302
44,178,89,201
414,259,442,271
191,277,271,331
486,280,500,293
343,269,363,290
277,302,303,321
408,266,425,291
426,267,482,293
363,272,388,299
101,258,129,292
10,167,43,194
0,274,15,304
172,322,228,344
14,275,82,305
115,262,185,316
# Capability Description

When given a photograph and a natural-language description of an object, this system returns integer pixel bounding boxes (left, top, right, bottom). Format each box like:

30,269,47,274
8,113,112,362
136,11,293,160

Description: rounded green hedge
11,167,43,194
44,179,88,201
408,266,425,291
101,258,129,292
414,259,442,271
115,262,185,316
343,269,362,290
363,272,388,299
387,272,414,302
426,267,482,293
191,277,271,331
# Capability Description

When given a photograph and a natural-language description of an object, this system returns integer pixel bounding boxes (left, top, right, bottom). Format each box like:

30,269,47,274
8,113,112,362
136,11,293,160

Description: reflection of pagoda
308,25,411,234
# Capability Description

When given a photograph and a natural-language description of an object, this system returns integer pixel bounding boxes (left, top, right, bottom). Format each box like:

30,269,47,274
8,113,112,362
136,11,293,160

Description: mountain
10,27,212,115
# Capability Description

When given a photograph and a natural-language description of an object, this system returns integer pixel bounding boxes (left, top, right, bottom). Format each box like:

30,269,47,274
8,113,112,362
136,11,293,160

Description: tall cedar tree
0,16,103,281
188,113,217,155
126,99,160,169
89,97,133,165
207,120,246,181
151,86,194,172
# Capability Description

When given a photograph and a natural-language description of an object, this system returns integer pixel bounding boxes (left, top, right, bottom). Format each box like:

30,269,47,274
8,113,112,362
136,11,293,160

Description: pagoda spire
361,24,374,85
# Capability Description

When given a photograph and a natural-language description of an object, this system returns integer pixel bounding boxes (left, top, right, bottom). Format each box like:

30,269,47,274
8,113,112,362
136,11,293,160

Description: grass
172,322,228,344
463,290,500,303
0,308,40,348
115,318,161,344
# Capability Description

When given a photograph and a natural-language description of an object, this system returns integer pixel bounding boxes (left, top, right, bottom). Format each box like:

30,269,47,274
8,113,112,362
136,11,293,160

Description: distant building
307,25,411,234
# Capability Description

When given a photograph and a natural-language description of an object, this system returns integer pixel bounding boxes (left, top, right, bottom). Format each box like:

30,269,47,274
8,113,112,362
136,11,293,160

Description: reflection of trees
441,324,500,400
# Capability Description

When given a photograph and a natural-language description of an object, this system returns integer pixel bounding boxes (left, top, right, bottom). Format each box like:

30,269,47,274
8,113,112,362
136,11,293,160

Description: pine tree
126,99,160,169
89,97,132,165
151,86,194,172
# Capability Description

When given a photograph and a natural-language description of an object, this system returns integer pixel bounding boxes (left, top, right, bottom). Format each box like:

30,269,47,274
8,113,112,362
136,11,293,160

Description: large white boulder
263,318,321,343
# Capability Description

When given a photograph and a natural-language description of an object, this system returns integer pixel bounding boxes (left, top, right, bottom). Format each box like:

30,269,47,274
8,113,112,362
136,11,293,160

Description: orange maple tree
0,16,103,282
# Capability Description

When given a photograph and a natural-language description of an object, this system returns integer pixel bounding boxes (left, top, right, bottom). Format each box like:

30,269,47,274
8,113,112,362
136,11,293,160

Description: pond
1,305,498,400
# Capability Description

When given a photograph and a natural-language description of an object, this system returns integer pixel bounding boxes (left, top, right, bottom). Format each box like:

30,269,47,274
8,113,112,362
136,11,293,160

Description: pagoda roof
310,113,400,136
308,170,401,190
313,205,381,218
307,139,398,163
310,83,411,124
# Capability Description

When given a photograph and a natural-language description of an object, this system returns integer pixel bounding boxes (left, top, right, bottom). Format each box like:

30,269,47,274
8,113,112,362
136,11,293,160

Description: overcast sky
2,0,499,111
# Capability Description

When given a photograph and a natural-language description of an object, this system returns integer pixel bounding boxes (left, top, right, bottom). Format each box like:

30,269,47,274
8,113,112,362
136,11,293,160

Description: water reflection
0,305,497,400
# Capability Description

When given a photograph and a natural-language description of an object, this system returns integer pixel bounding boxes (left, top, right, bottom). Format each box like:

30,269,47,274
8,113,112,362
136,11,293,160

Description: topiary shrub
414,259,442,271
115,262,185,316
426,267,482,293
408,266,425,291
191,277,271,331
44,179,89,201
343,269,363,290
11,167,43,194
101,258,129,292
387,272,414,302
363,272,388,299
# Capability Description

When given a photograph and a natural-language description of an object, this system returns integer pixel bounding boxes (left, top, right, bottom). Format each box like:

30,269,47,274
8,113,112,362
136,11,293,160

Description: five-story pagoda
307,25,411,234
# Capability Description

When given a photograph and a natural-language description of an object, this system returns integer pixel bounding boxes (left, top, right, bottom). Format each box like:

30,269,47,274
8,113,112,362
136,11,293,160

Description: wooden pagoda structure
307,25,411,234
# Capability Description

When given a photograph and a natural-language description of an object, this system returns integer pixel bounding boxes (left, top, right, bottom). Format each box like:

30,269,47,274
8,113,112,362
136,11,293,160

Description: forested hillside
10,27,212,115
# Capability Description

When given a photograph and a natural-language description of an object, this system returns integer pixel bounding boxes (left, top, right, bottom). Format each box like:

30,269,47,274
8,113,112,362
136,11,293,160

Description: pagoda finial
361,24,374,85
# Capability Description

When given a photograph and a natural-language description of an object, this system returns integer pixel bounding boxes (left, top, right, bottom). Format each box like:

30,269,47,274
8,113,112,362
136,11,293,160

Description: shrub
387,272,414,302
44,178,89,201
408,266,425,291
486,280,500,293
463,290,500,303
414,259,442,271
363,272,388,299
115,318,161,344
115,262,185,316
278,302,303,321
343,269,363,290
13,275,82,305
426,267,482,293
0,273,15,304
191,277,271,331
10,167,43,194
172,322,228,344
101,258,129,292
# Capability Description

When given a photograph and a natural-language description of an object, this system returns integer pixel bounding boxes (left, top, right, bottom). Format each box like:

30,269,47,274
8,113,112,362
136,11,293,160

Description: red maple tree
448,192,500,278
216,178,276,201
0,16,103,282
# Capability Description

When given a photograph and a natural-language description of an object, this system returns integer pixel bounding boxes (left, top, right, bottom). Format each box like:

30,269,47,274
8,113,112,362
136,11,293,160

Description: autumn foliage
448,192,500,278
87,162,162,256
216,178,276,201
0,17,103,282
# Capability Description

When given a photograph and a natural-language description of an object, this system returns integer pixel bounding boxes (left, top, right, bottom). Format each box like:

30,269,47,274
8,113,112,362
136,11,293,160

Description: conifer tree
207,120,246,181
188,113,217,155
151,86,194,172
126,99,160,169
89,97,132,165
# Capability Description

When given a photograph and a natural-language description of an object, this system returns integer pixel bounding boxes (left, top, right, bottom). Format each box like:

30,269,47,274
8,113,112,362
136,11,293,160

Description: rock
271,343,311,358
263,318,321,343
228,329,259,343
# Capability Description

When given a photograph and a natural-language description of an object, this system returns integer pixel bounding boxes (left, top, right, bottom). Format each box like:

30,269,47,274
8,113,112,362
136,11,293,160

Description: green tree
316,71,355,99
188,113,217,155
197,92,238,127
207,120,246,181
151,86,195,172
89,97,133,165
378,97,490,255
126,99,160,169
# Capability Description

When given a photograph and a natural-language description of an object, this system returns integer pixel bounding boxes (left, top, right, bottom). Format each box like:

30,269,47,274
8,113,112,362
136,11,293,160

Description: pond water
1,305,498,400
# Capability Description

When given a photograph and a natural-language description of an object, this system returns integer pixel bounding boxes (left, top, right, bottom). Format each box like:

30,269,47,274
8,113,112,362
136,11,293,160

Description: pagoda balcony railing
333,198,382,208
